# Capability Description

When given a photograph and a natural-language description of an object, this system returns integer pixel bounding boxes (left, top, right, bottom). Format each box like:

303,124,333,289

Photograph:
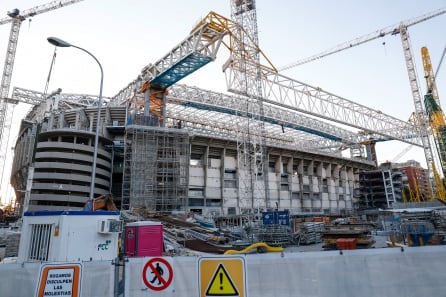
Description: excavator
83,194,118,211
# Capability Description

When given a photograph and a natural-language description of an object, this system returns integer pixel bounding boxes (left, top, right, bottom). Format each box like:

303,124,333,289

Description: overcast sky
0,0,446,204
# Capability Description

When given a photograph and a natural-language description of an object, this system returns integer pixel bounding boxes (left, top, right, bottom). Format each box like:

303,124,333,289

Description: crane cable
43,47,57,96
435,44,446,79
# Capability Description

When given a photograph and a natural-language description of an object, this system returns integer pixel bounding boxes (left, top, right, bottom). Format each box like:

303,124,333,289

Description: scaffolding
121,124,189,212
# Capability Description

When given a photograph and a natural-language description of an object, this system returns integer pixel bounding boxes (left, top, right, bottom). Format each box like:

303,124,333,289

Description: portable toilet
124,221,163,257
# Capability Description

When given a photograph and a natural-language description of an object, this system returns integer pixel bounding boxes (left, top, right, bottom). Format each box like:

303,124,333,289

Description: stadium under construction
6,1,443,221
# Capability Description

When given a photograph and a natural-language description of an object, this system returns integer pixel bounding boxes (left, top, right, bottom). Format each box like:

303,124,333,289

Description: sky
0,0,445,204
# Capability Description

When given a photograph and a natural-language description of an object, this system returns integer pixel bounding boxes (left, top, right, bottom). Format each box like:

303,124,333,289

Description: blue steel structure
149,53,213,90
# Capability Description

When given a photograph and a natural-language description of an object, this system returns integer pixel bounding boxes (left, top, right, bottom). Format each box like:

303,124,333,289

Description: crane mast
228,0,269,212
422,47,442,111
421,46,446,199
399,27,435,185
0,0,84,194
0,15,21,187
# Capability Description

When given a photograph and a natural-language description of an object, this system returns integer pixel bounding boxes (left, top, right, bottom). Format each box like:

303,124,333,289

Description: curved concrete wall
28,131,112,210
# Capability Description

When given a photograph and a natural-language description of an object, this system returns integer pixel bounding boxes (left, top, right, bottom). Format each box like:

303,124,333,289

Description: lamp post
47,37,103,201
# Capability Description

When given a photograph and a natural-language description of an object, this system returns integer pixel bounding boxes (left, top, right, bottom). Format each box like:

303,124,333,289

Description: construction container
18,210,122,262
124,221,164,257
336,238,357,250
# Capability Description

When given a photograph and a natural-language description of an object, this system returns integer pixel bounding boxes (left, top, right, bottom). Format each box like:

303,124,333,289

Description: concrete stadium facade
10,103,375,216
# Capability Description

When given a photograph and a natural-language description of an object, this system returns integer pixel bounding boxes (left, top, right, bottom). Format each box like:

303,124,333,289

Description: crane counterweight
7,9,20,19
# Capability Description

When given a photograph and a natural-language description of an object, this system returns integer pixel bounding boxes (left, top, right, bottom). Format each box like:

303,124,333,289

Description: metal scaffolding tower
229,0,269,212
121,124,189,211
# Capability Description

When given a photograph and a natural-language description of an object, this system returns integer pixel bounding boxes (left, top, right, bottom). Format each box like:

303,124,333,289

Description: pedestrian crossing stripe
206,263,239,296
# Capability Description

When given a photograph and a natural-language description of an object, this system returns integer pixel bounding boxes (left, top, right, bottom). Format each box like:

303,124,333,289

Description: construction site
0,2,446,297
1,0,446,253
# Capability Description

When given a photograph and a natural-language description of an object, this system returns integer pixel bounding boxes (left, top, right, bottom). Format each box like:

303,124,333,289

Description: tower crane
0,0,84,194
278,7,446,71
421,46,446,200
228,0,270,211
276,7,446,189
391,144,414,163
398,26,435,192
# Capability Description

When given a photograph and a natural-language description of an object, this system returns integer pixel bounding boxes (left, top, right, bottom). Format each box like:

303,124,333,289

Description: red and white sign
142,257,173,291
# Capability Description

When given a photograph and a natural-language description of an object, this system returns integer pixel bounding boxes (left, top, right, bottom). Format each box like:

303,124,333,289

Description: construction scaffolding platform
121,125,189,211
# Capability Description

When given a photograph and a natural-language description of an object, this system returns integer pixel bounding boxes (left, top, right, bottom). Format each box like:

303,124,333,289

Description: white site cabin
18,210,122,262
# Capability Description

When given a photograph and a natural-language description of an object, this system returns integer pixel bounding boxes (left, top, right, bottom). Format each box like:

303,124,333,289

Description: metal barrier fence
1,245,446,297
0,260,116,297
125,245,446,297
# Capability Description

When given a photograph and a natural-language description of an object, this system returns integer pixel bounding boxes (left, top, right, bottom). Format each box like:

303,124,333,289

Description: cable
43,47,57,96
435,44,446,79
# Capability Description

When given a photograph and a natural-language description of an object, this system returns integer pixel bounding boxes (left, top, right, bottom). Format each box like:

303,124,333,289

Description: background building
355,160,431,211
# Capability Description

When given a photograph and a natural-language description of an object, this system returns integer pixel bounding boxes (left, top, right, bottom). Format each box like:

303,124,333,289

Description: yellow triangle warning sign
206,263,239,296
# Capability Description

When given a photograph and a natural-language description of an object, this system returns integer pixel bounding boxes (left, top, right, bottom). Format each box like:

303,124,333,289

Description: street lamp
47,37,103,201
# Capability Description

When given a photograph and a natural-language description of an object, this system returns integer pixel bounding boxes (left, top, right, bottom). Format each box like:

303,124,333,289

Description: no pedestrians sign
142,257,174,292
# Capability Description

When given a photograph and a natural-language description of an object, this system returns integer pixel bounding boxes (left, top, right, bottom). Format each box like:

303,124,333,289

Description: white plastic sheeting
125,246,446,297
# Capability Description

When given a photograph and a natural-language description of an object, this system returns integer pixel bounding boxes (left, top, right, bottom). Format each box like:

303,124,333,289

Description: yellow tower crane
421,46,446,200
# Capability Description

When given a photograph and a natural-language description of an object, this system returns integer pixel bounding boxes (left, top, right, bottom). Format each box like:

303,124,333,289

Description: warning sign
142,257,173,291
35,263,82,297
206,264,238,296
198,256,246,297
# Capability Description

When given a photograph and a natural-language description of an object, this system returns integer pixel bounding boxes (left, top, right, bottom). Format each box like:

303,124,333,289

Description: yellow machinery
421,47,446,200
402,182,422,203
